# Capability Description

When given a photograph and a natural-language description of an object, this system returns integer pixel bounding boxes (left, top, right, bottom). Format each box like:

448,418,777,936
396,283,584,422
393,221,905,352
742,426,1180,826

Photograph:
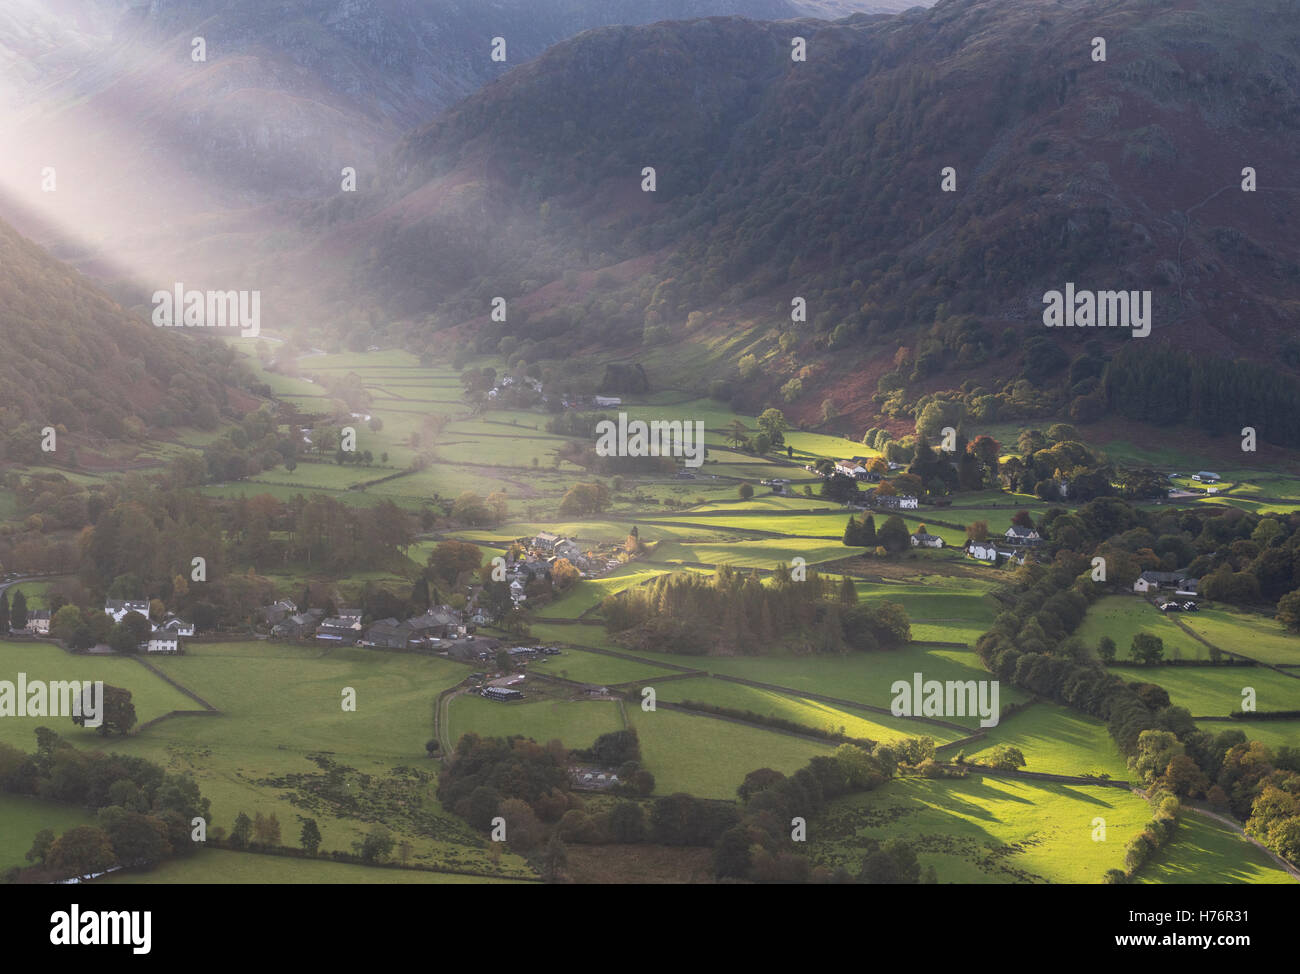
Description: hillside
0,217,254,455
0,0,911,283
256,0,1300,444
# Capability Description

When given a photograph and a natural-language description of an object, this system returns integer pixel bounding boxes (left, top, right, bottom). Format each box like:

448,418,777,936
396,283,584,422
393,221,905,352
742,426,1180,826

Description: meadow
1176,607,1300,666
808,775,1152,883
959,703,1133,779
445,694,624,750
0,795,94,870
1076,596,1211,661
1109,663,1300,716
1133,814,1296,884
0,640,198,750
651,677,966,745
625,706,836,800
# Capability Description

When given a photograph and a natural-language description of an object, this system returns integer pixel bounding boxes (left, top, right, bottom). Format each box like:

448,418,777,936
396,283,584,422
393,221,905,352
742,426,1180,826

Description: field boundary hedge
958,764,1131,789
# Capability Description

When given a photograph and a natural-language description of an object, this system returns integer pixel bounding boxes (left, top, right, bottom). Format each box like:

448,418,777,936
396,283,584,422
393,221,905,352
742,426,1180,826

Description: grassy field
1176,607,1300,665
0,641,198,749
620,645,1028,728
1133,814,1296,884
445,694,624,750
534,565,672,620
960,703,1133,779
1110,663,1300,716
1195,719,1300,753
0,795,94,870
76,640,536,877
808,775,1152,883
626,707,835,799
526,645,685,685
653,677,966,745
1077,596,1212,661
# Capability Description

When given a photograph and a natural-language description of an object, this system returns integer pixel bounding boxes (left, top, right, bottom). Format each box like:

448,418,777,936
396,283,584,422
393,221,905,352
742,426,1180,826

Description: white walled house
144,633,181,654
910,531,945,549
105,599,150,624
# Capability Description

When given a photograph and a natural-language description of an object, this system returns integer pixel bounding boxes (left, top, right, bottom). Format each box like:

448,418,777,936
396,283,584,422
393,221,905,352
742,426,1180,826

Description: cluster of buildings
264,600,500,655
506,532,621,605
961,524,1043,565
104,599,193,654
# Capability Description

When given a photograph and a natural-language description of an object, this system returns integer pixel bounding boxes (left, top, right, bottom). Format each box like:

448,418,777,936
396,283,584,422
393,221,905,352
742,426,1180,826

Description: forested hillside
0,217,255,455
266,0,1300,442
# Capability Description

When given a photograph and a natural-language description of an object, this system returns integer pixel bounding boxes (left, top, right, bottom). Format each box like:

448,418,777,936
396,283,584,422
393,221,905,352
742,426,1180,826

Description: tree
840,575,858,605
965,520,989,542
1278,590,1300,633
107,622,138,655
739,483,754,500
46,825,116,880
551,558,580,593
99,808,171,867
756,408,789,447
0,591,8,633
877,515,910,554
858,838,921,884
541,835,568,883
10,589,27,630
300,818,322,855
558,482,611,517
608,801,645,843
252,812,282,847
360,825,395,863
843,515,860,546
71,684,136,736
859,515,877,546
726,420,749,449
25,828,55,865
1130,632,1164,664
230,812,253,849
427,540,484,587
984,745,1026,770
1098,635,1117,663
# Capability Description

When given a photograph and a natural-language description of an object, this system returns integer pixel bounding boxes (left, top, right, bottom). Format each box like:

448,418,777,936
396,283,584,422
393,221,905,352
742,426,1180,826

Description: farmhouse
105,599,150,624
363,618,407,649
874,494,919,510
159,614,194,636
533,531,560,552
964,541,1025,565
1004,525,1041,545
258,600,297,626
271,609,324,639
24,610,51,635
835,460,868,480
1132,571,1199,595
143,633,181,654
910,530,945,549
553,538,582,561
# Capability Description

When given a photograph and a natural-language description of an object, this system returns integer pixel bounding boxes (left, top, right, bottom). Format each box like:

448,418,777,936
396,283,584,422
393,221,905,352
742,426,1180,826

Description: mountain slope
267,0,1300,439
0,217,251,451
0,0,915,282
